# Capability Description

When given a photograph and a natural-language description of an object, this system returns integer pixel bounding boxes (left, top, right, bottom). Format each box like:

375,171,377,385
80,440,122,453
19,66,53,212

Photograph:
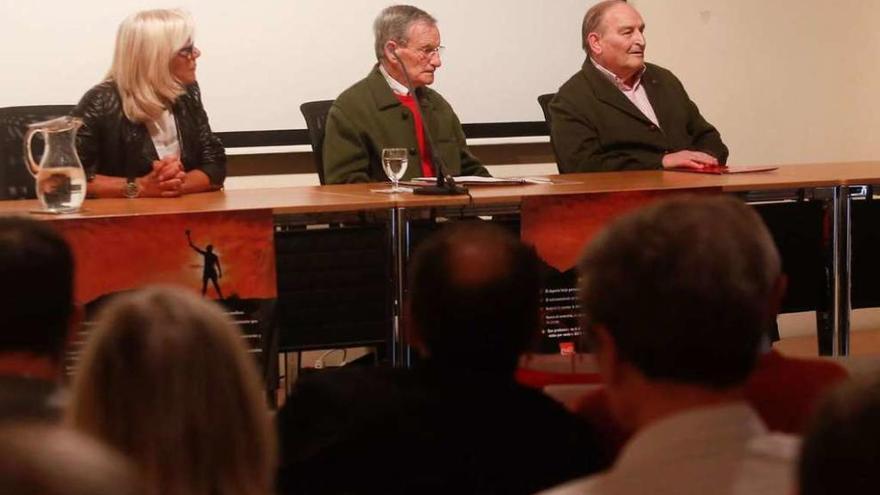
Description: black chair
299,100,335,185
0,105,75,200
537,93,555,128
536,93,561,168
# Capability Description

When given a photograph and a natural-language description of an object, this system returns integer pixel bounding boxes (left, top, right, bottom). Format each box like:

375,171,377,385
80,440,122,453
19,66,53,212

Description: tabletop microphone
391,51,467,196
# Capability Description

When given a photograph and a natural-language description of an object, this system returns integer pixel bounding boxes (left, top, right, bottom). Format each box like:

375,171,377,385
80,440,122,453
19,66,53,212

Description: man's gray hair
373,4,437,61
578,195,782,388
582,0,628,53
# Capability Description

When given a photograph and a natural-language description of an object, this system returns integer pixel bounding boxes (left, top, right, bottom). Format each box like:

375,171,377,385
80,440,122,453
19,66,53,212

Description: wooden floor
776,330,880,356
771,308,880,378
776,308,880,356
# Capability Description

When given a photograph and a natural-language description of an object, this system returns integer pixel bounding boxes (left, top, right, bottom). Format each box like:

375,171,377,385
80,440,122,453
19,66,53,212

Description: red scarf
394,93,435,177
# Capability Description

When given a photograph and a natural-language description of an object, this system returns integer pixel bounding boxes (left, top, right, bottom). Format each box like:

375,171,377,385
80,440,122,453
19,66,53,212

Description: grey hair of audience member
799,377,880,495
581,0,629,53
0,423,140,495
373,4,437,61
67,285,275,495
578,195,782,388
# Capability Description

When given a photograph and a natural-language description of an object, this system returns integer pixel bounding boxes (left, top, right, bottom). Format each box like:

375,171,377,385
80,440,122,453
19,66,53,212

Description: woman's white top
148,110,181,159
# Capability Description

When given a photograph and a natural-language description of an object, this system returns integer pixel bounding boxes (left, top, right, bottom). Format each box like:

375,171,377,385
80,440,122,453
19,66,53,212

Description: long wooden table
388,161,880,359
3,161,879,359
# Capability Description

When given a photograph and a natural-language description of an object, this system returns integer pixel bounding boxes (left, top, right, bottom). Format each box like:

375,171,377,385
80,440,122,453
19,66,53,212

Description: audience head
374,5,441,88
799,377,880,495
67,285,275,495
578,195,783,389
0,216,73,364
582,0,646,81
0,423,140,495
108,9,198,122
408,221,541,373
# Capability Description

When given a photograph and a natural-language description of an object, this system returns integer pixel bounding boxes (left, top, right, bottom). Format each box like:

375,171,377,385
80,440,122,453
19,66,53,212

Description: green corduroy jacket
323,65,489,184
549,60,728,173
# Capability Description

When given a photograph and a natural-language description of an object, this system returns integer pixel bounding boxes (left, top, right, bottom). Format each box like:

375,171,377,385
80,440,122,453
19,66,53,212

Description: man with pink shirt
550,0,728,173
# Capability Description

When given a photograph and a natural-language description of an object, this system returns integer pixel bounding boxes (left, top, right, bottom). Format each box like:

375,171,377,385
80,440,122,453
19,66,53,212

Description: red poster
53,209,276,305
521,189,718,353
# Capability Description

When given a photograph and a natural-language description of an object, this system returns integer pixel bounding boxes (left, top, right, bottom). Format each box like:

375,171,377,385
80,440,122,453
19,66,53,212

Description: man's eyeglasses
407,44,445,61
177,44,199,60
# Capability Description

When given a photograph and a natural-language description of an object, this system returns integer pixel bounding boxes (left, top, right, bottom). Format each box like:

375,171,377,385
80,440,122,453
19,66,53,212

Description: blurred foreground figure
540,195,798,495
0,423,140,495
67,286,275,495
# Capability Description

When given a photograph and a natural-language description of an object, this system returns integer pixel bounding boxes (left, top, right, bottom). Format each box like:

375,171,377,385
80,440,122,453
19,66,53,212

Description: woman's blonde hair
67,286,276,495
107,9,194,123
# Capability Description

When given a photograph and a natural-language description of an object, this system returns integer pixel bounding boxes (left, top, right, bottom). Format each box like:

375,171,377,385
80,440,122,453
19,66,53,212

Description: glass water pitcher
23,116,87,213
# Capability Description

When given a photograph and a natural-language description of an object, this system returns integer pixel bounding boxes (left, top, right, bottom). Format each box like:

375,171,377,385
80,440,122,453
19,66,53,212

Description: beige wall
636,0,880,165
4,1,878,168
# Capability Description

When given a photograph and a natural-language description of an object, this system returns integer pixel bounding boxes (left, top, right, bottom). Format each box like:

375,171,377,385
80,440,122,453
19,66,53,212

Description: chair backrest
299,100,335,185
536,93,561,169
0,105,75,200
536,93,555,129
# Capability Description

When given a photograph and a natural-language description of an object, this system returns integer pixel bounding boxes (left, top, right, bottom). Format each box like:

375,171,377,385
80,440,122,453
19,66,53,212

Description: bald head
446,234,512,287
408,222,540,371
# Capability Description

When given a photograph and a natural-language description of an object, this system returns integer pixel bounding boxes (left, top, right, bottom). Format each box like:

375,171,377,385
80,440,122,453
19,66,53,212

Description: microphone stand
392,53,468,196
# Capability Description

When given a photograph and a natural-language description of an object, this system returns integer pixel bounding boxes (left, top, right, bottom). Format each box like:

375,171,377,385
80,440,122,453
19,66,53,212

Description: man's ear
587,33,602,56
592,324,622,386
384,40,401,63
767,274,788,320
403,300,429,358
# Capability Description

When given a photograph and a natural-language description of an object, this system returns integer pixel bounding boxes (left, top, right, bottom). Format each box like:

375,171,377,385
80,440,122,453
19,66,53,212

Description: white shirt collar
616,402,772,470
379,63,410,96
590,57,646,92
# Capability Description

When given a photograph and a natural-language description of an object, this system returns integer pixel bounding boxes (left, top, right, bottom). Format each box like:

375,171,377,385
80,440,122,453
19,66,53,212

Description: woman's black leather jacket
72,81,226,186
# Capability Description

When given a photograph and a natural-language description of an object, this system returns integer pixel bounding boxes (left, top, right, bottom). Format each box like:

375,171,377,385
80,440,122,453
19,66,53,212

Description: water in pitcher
36,166,86,212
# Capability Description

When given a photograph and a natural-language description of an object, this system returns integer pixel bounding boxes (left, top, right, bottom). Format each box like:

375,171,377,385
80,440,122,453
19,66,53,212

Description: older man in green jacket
322,5,489,185
550,0,728,174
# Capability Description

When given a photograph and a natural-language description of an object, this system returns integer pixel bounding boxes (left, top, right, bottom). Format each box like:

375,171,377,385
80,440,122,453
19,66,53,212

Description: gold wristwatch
124,178,140,199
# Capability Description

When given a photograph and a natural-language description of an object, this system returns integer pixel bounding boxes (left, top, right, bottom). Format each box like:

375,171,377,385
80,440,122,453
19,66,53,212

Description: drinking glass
381,148,408,193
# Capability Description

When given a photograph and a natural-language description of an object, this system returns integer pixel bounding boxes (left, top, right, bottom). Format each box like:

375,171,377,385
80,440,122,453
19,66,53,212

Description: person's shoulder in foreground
799,376,880,495
538,402,799,495
276,221,606,494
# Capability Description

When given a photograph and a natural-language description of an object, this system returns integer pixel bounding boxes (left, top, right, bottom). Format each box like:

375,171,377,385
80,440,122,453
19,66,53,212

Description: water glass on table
378,148,408,193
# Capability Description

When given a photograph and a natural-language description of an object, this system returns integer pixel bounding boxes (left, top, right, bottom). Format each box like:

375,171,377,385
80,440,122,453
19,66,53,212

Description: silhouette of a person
186,229,223,299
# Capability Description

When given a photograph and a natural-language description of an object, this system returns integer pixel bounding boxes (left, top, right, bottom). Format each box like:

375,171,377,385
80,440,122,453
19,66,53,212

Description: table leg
390,206,412,367
831,185,852,356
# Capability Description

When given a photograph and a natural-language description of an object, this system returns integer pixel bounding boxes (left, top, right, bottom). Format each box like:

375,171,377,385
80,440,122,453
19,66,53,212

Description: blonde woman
73,9,225,199
67,286,275,495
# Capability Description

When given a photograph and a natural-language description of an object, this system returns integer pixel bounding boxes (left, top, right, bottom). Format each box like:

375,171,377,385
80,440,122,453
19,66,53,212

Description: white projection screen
5,0,880,165
1,0,591,134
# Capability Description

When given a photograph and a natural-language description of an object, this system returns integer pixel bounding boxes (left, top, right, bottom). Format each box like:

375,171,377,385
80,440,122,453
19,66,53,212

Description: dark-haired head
408,222,541,374
0,216,74,361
